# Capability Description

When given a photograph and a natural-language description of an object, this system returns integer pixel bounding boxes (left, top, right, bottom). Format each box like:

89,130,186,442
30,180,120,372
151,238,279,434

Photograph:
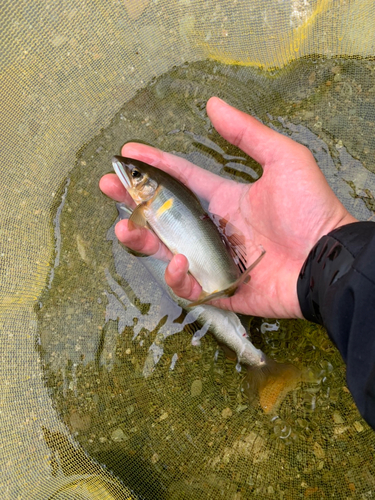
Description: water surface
37,58,375,499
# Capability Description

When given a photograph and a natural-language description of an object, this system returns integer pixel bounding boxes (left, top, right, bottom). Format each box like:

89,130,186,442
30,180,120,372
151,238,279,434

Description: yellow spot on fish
156,198,174,217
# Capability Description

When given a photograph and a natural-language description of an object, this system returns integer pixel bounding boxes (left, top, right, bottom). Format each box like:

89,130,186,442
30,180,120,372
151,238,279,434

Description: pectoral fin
128,204,149,230
188,247,266,307
116,202,150,256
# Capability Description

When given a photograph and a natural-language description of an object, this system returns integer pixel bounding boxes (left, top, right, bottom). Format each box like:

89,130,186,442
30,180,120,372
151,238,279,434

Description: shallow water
37,58,375,498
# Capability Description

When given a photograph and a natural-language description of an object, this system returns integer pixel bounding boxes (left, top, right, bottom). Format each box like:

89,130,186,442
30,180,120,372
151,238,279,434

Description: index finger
121,143,236,201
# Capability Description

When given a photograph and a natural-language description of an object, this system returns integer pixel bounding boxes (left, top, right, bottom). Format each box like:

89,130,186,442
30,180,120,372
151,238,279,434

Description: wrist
285,263,306,320
330,213,359,231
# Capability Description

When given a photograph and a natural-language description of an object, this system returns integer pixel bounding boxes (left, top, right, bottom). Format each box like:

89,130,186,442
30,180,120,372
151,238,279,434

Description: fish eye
131,169,142,179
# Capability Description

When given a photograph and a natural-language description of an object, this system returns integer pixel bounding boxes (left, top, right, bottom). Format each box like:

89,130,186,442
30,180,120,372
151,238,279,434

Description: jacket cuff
297,222,375,324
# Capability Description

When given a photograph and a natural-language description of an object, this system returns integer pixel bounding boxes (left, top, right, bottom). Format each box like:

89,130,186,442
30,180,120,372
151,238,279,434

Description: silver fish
117,203,299,404
112,155,265,306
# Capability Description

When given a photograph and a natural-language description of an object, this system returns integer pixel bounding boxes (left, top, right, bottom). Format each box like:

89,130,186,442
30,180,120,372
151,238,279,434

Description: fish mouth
112,155,131,188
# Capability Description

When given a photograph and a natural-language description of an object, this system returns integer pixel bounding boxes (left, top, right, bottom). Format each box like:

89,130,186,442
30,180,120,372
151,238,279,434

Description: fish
116,203,300,409
112,155,265,306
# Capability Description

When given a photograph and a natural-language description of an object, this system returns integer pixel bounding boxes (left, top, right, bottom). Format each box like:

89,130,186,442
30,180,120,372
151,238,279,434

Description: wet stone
111,428,128,442
221,407,233,419
191,379,202,397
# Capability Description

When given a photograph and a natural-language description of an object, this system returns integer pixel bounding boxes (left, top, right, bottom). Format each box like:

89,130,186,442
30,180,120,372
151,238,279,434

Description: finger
206,97,302,167
165,254,202,301
115,219,173,261
121,143,235,201
99,173,135,207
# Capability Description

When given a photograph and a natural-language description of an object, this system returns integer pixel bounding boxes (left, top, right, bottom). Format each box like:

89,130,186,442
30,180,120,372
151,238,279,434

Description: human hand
100,97,357,319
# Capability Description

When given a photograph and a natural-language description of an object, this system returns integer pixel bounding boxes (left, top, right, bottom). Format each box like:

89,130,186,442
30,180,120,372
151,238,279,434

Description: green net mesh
2,1,375,498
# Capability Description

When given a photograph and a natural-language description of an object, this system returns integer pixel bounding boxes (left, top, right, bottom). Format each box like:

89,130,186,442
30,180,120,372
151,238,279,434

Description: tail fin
241,356,302,413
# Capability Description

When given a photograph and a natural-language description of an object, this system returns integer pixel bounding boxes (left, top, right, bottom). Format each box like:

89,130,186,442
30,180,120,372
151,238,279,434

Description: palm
100,98,356,319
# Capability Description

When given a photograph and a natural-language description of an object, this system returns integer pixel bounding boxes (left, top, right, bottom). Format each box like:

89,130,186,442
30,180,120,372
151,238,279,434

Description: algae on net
37,58,375,499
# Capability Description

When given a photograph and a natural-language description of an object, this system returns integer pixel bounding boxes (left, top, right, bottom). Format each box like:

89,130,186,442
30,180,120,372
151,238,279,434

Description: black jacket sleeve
297,221,375,430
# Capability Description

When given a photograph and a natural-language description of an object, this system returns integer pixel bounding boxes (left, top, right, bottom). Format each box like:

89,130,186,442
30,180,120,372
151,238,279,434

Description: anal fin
188,246,266,307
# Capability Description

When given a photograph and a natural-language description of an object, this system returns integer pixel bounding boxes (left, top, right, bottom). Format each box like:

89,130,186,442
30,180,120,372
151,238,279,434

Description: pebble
221,407,233,419
111,428,128,442
313,442,325,459
353,421,364,432
333,411,344,424
191,379,202,397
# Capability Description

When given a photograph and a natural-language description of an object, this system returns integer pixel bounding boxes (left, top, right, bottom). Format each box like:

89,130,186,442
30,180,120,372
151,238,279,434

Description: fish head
112,155,158,204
